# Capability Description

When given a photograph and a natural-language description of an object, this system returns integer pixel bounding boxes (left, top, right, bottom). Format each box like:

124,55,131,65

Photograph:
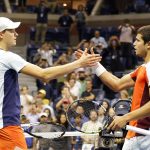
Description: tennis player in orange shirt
76,25,150,150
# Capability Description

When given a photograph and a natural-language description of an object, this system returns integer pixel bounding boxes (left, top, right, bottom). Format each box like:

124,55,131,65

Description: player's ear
147,41,150,50
0,31,4,39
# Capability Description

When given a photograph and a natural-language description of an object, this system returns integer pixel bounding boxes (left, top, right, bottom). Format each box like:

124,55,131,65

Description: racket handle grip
125,125,150,136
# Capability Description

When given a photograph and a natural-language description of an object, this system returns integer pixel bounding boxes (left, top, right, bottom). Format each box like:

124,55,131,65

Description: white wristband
93,62,106,77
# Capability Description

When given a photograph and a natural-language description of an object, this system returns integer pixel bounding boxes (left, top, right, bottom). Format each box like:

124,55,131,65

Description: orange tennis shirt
127,63,150,139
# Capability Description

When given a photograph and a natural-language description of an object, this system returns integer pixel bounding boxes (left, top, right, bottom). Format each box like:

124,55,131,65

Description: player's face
1,29,18,47
133,34,147,58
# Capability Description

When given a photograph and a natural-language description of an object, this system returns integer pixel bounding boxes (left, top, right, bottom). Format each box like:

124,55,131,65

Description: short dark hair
137,25,150,44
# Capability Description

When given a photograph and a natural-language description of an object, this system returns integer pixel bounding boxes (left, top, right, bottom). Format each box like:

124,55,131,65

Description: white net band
24,125,150,138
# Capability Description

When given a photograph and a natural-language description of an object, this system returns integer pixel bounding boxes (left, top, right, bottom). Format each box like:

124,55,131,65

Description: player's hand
78,48,101,67
107,116,128,131
74,49,84,59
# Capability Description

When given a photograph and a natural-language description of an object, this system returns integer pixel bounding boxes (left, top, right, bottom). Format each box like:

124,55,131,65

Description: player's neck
0,43,9,51
144,52,150,63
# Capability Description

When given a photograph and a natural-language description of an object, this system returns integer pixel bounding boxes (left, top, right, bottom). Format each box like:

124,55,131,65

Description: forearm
43,60,81,81
124,101,150,122
93,63,134,91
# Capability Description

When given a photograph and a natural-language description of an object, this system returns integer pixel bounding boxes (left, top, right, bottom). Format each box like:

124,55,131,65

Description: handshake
75,48,106,77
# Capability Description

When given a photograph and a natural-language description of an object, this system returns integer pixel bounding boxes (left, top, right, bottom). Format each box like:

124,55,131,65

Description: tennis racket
66,99,104,134
66,99,150,136
22,121,66,139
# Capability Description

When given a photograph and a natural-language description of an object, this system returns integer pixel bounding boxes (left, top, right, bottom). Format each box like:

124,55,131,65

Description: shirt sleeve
6,52,29,72
146,63,150,86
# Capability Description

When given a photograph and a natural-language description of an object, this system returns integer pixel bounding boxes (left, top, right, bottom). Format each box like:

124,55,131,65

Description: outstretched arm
21,49,101,82
75,49,135,92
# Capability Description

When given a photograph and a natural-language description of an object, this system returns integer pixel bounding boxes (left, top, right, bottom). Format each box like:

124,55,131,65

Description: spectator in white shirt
118,19,136,69
81,110,103,149
90,30,108,54
20,85,34,115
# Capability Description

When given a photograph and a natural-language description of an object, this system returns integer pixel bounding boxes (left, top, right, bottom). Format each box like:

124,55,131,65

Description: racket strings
22,122,65,139
66,100,103,134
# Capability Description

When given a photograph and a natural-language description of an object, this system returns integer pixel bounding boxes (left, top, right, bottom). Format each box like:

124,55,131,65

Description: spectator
108,107,116,118
65,47,75,62
102,36,125,72
20,85,34,115
71,114,83,150
90,30,108,54
51,112,71,150
26,103,39,123
101,99,110,114
58,9,74,43
80,79,95,101
64,78,80,100
75,4,87,41
56,86,74,114
32,112,52,150
118,19,136,69
98,105,107,126
74,105,88,124
76,39,91,50
36,42,56,66
76,68,87,97
34,0,50,43
43,107,54,122
81,110,103,149
54,53,69,66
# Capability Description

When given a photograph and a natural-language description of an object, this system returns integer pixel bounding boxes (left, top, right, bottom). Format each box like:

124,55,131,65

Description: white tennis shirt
0,50,28,128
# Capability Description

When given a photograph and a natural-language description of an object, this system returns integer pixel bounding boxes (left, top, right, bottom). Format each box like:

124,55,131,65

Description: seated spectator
108,107,116,118
20,114,33,149
56,86,74,114
36,42,57,66
65,47,75,62
32,112,53,150
80,79,95,101
26,103,39,123
50,112,71,150
90,30,108,54
36,89,47,101
102,36,125,72
64,78,80,100
54,53,69,66
97,105,107,126
76,68,87,97
20,85,34,115
76,39,91,50
81,110,103,149
101,99,111,115
74,105,88,124
71,114,83,150
42,104,57,122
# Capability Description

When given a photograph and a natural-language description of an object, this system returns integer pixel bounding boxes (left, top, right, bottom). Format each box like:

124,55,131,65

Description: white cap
39,112,48,118
0,17,21,32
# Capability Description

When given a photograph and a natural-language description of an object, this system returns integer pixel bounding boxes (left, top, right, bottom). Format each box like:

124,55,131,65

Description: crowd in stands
1,0,147,149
